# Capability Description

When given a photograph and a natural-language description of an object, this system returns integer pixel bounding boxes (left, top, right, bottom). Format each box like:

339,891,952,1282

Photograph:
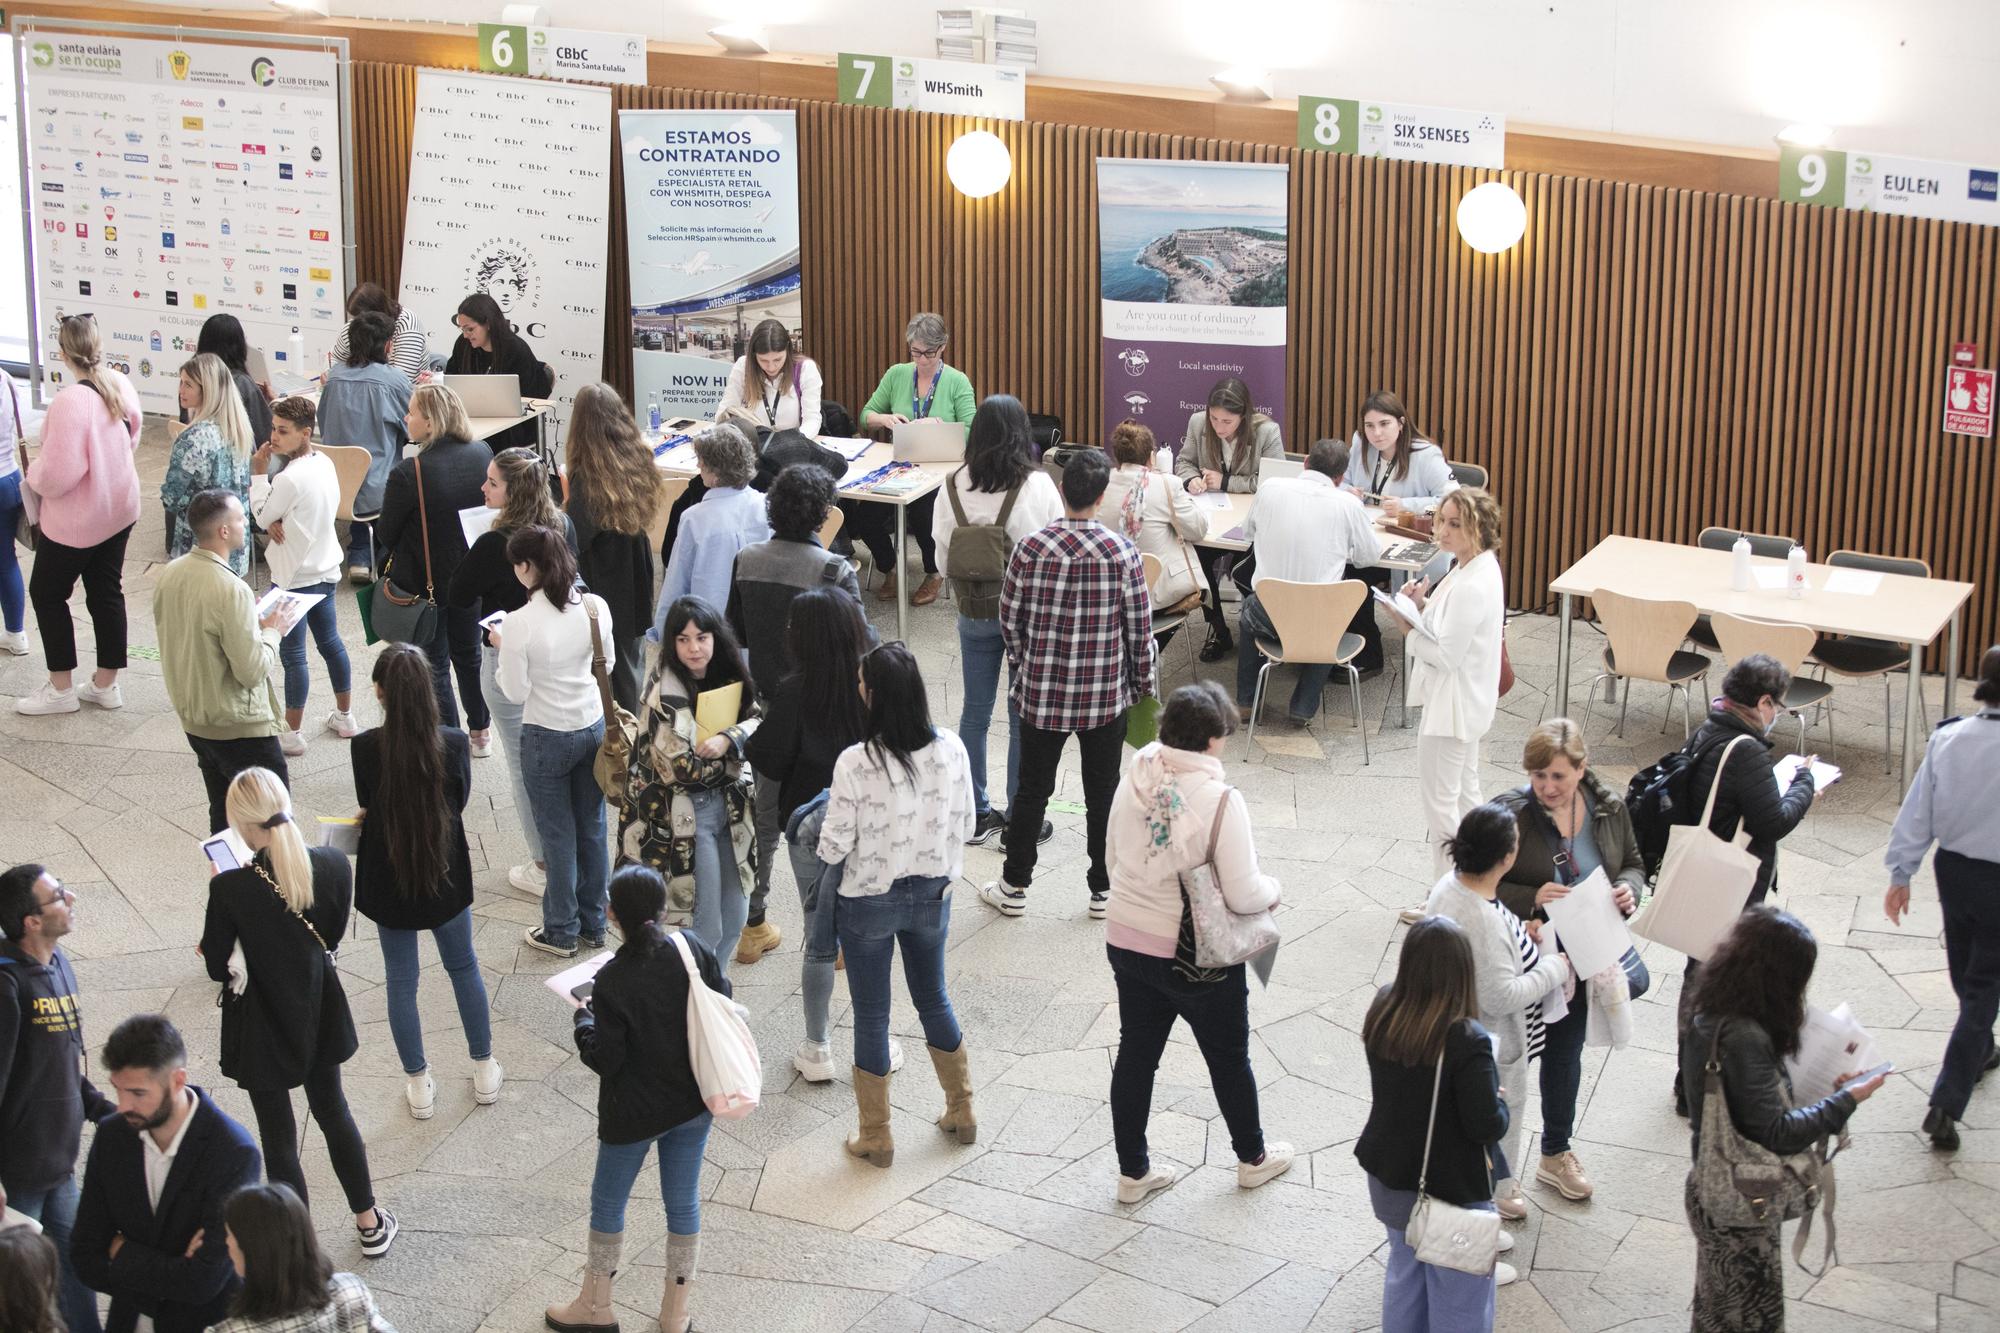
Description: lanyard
912,365,937,420
1372,452,1392,496
1548,791,1582,885
762,376,784,424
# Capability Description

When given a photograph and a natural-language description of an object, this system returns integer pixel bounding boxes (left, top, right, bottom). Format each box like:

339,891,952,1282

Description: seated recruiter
444,291,554,453
854,311,977,607
1342,390,1458,673
1173,376,1284,662
654,425,771,635
331,282,429,385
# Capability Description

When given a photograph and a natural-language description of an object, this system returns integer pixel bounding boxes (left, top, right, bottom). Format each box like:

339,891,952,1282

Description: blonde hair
180,353,254,462
491,446,561,533
563,383,662,535
59,315,123,422
409,383,473,447
1439,485,1503,555
225,768,314,914
1522,718,1588,773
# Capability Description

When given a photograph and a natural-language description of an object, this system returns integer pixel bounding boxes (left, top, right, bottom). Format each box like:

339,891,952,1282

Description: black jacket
445,335,553,452
377,437,493,600
753,429,848,492
200,846,358,1091
1354,1016,1509,1207
1683,708,1816,902
1493,771,1648,923
1680,1011,1857,1160
0,943,115,1192
352,727,474,932
745,671,869,823
574,931,731,1145
447,514,578,617
72,1087,262,1333
570,497,656,649
726,538,865,700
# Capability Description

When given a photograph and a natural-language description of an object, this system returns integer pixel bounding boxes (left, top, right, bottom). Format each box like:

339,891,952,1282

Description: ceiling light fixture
708,26,771,55
1210,68,1274,102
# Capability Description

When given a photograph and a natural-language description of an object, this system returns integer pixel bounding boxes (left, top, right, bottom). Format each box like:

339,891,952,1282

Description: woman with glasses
853,313,977,606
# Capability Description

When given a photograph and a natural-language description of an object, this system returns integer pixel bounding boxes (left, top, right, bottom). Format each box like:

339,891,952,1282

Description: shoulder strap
412,457,434,599
583,598,617,718
1700,735,1757,827
995,480,1022,527
1415,1049,1445,1193
947,466,971,525
668,928,700,979
1206,786,1233,864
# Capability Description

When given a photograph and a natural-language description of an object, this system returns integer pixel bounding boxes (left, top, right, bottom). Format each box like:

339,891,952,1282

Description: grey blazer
1174,412,1284,493
1423,874,1568,1066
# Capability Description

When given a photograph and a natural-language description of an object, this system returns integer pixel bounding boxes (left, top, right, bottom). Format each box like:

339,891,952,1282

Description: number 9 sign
1780,145,1848,208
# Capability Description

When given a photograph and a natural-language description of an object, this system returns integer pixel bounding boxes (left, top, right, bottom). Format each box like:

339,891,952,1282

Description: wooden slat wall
343,62,1997,674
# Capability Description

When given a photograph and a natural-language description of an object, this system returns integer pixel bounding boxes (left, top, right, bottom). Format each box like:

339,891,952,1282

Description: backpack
944,468,1020,619
1626,731,1735,881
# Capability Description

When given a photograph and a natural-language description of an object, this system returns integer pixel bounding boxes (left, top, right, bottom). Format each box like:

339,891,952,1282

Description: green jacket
1493,771,1647,923
153,548,282,740
861,362,977,426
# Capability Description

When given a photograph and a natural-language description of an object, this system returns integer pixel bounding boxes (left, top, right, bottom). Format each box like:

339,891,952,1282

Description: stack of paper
1773,754,1842,792
821,437,875,461
316,815,362,857
1785,1003,1879,1105
937,36,986,61
1541,868,1635,978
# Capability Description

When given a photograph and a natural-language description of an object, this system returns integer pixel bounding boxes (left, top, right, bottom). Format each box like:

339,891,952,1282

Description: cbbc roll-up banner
619,109,801,418
397,69,611,437
1097,158,1290,447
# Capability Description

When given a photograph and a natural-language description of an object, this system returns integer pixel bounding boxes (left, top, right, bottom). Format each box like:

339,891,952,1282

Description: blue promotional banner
619,109,802,419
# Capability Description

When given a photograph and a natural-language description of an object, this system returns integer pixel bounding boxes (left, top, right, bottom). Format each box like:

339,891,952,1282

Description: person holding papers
1341,392,1459,674
562,384,663,715
714,317,823,435
251,396,355,757
1175,376,1285,661
620,597,762,974
856,312,976,606
1883,645,2000,1152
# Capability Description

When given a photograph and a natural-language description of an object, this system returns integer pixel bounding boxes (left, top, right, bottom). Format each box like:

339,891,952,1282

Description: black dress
445,334,554,452
352,726,474,932
569,497,655,714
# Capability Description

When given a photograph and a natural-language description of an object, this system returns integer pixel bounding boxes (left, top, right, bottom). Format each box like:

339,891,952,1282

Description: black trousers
246,1063,375,1216
424,605,490,731
1108,944,1261,1178
186,734,290,834
845,494,940,577
1932,848,2000,1119
28,524,132,674
1348,565,1391,671
1002,714,1124,896
660,477,705,565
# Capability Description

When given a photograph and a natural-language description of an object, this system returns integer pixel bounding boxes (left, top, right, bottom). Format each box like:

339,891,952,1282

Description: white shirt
931,466,1064,575
714,355,823,435
135,1089,199,1333
1243,470,1381,588
497,590,610,731
1407,548,1506,741
259,450,344,590
817,730,976,895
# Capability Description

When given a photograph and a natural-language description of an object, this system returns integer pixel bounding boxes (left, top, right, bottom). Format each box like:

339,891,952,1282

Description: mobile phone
201,836,241,873
570,980,595,1005
1844,1062,1894,1087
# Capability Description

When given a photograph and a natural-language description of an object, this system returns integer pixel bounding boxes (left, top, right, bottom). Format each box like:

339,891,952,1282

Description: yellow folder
694,682,743,743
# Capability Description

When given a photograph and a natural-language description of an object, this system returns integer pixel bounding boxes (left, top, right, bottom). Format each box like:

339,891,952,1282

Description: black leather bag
370,457,439,645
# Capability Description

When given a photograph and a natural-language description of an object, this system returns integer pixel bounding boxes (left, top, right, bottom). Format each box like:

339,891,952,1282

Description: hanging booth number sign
478,23,648,85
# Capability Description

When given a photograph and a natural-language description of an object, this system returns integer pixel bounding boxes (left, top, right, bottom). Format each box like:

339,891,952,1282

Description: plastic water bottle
1787,544,1807,600
1731,534,1752,592
647,393,662,433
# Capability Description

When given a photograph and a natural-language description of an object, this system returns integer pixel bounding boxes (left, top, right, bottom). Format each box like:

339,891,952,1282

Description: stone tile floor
3,423,1995,1331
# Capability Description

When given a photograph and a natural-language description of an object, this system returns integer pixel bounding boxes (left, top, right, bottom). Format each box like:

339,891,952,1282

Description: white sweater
930,467,1064,577
1098,464,1207,608
713,355,823,436
258,450,344,590
817,730,975,895
1407,549,1505,741
496,590,610,731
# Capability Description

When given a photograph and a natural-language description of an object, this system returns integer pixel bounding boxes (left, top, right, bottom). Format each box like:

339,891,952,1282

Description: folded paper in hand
1785,1003,1879,1105
545,950,615,1010
1543,868,1634,978
1773,754,1842,793
254,587,323,636
459,504,498,548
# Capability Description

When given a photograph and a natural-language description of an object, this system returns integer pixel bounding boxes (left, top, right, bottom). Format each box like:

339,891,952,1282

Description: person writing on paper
1175,376,1285,662
551,865,728,1333
856,312,976,606
251,395,356,757
1883,645,2000,1152
715,317,822,435
1103,681,1290,1205
1424,803,1569,1229
1357,916,1515,1324
445,292,552,453
1681,906,1884,1328
1098,419,1206,639
563,384,663,715
332,282,428,385
1494,719,1652,1204
655,425,770,633
162,353,256,577
620,597,762,972
317,311,412,583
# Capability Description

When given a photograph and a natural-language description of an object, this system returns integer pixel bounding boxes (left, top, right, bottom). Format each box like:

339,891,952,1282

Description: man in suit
71,1014,262,1333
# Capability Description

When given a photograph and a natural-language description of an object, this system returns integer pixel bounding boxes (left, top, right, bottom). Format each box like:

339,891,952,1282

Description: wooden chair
1447,460,1488,490
1141,552,1196,681
645,476,691,556
1688,526,1795,649
1809,549,1932,772
1709,612,1834,752
1244,578,1371,762
319,445,378,576
818,504,844,550
1585,588,1712,738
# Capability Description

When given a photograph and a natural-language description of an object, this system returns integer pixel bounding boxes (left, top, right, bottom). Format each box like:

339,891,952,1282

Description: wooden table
1550,535,1976,789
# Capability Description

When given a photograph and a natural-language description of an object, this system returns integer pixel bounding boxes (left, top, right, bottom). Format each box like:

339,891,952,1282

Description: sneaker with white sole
76,680,122,709
324,708,360,738
0,630,28,656
978,881,1027,917
1497,1229,1515,1254
1495,1260,1518,1287
468,730,492,758
14,682,78,715
1116,1165,1176,1204
1237,1142,1295,1189
888,1038,904,1073
280,729,308,757
1536,1150,1593,1201
472,1057,504,1105
1088,890,1109,920
357,1206,398,1258
965,809,1007,846
405,1070,436,1120
793,1040,836,1083
509,863,547,896
523,925,577,958
1494,1187,1530,1220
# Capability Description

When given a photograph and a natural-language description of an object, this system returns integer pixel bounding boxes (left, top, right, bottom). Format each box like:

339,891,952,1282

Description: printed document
1543,868,1635,978
1785,1003,1879,1105
1773,754,1842,792
255,587,323,635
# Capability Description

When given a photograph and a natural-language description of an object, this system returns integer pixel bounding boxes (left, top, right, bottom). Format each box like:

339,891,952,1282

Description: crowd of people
2,295,1993,1333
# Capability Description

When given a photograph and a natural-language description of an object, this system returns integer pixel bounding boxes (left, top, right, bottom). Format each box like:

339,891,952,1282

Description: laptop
891,418,968,464
1257,456,1303,488
442,373,523,418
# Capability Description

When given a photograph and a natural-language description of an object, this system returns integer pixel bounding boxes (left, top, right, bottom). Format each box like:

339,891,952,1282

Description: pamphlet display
16,23,353,411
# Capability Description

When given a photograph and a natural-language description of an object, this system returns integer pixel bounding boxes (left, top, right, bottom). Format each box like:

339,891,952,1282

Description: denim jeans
1369,1174,1498,1332
1539,943,1651,1156
277,579,352,711
1107,944,1263,1177
686,786,748,973
7,1173,100,1333
956,614,1020,815
424,604,490,731
1236,591,1335,720
482,643,542,862
0,471,24,633
787,838,838,1045
589,1111,712,1234
836,875,962,1077
521,719,609,948
377,906,493,1075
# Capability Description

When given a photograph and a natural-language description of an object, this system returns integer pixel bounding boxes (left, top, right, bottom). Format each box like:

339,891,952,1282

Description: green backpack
944,469,1021,619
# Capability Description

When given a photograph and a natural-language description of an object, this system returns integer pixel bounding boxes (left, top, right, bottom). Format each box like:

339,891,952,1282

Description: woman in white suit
1383,487,1507,881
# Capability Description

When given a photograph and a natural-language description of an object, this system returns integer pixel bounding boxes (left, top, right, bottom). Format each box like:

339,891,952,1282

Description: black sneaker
357,1206,398,1258
966,809,1008,846
1673,1076,1689,1119
1088,891,1109,920
998,819,1054,850
1924,1106,1961,1152
523,926,578,959
579,932,606,950
1199,627,1234,663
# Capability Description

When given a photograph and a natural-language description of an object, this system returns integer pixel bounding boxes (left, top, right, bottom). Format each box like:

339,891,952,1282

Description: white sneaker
468,730,492,758
279,729,307,757
0,630,28,656
324,709,360,738
888,1038,904,1073
978,880,1026,917
508,863,547,896
1237,1142,1295,1189
1116,1166,1176,1204
76,680,122,709
405,1069,436,1120
1495,1260,1518,1287
472,1057,504,1105
14,682,78,715
793,1040,836,1083
1498,1229,1515,1254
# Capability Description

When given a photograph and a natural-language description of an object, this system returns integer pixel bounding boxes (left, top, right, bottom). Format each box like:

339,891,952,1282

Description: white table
298,385,553,453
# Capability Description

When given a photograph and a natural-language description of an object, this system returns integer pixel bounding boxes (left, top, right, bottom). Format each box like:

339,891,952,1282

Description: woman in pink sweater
1103,679,1290,1206
18,314,142,716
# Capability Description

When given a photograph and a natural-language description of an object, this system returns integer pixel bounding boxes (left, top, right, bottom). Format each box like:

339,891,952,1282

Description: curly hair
1690,905,1818,1059
766,463,834,542
1439,485,1503,555
491,447,562,534
694,424,757,489
563,383,662,536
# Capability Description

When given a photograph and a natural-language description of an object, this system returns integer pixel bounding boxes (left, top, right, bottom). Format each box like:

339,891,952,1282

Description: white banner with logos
20,29,351,411
619,108,801,419
398,69,611,436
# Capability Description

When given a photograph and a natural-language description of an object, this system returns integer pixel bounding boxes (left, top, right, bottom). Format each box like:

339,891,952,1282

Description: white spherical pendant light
1455,181,1527,254
946,130,1012,199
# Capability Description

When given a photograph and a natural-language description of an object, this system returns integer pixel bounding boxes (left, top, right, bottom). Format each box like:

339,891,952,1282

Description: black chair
1809,549,1932,773
1447,460,1488,489
1689,526,1795,649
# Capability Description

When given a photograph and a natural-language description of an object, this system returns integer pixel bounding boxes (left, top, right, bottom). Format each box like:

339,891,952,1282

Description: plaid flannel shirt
1000,517,1157,731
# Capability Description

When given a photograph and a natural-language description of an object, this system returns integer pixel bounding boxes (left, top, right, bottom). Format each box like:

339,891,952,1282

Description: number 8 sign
1780,145,1848,208
1297,96,1360,154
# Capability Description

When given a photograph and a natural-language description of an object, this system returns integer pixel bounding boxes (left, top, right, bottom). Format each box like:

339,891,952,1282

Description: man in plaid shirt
982,449,1157,920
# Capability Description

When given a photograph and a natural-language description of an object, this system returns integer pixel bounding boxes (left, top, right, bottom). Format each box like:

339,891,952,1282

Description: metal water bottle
1731,534,1752,592
1787,544,1807,600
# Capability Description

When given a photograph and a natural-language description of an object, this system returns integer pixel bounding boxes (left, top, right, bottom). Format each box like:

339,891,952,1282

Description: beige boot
658,1231,698,1332
845,1066,895,1167
546,1229,621,1332
928,1042,977,1145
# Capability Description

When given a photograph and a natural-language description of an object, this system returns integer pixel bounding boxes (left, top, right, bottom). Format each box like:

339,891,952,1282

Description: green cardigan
861,362,977,426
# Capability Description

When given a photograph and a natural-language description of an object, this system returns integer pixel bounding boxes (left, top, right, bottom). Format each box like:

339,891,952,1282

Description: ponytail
225,768,314,913
58,314,122,422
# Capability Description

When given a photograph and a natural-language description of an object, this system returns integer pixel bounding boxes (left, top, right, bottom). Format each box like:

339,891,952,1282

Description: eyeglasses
909,345,942,360
34,884,75,911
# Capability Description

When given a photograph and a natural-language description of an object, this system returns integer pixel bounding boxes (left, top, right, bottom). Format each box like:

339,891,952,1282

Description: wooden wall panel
342,62,1996,676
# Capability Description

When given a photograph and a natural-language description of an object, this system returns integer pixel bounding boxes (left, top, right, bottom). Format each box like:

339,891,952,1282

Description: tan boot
845,1067,895,1167
928,1042,977,1145
546,1229,621,1332
733,919,780,964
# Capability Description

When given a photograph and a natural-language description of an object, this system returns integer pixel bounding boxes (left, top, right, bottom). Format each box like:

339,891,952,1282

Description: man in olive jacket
153,489,289,832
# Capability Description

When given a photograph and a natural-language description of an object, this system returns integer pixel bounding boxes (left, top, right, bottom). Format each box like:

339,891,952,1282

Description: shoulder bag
9,377,37,552
1180,787,1281,970
1629,735,1762,961
370,457,440,644
1402,1044,1504,1274
668,930,761,1119
585,596,640,806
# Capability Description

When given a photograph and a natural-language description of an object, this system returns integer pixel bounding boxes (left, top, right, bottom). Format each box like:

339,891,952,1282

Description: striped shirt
1496,898,1546,1060
1000,517,1157,732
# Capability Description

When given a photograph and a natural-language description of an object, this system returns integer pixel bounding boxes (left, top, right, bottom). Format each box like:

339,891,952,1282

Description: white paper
1542,868,1635,979
0,1206,44,1235
1773,754,1842,792
1822,568,1884,597
1749,565,1789,590
1784,1003,1879,1105
653,441,699,472
1372,586,1436,639
545,950,617,1010
1193,491,1232,511
459,504,498,549
821,436,875,461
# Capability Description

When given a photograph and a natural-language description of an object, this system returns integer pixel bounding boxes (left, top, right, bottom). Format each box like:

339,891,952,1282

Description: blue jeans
0,471,24,633
686,786,748,974
521,720,609,948
1539,944,1649,1155
956,615,1020,815
483,644,542,862
786,806,841,1046
8,1173,100,1333
836,875,961,1077
1237,592,1334,720
276,579,352,711
1369,1174,1498,1332
425,604,490,731
589,1112,712,1235
377,907,493,1075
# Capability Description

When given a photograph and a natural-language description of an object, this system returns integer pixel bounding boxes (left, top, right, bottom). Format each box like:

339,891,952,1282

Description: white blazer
1098,464,1206,607
714,355,824,436
1406,548,1505,741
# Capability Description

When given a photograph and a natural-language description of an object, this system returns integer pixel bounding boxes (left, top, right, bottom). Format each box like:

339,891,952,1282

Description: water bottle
1731,534,1752,592
1786,544,1807,600
647,393,663,433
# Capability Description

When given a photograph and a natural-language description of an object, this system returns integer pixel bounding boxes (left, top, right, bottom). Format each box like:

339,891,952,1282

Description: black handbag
371,456,439,645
